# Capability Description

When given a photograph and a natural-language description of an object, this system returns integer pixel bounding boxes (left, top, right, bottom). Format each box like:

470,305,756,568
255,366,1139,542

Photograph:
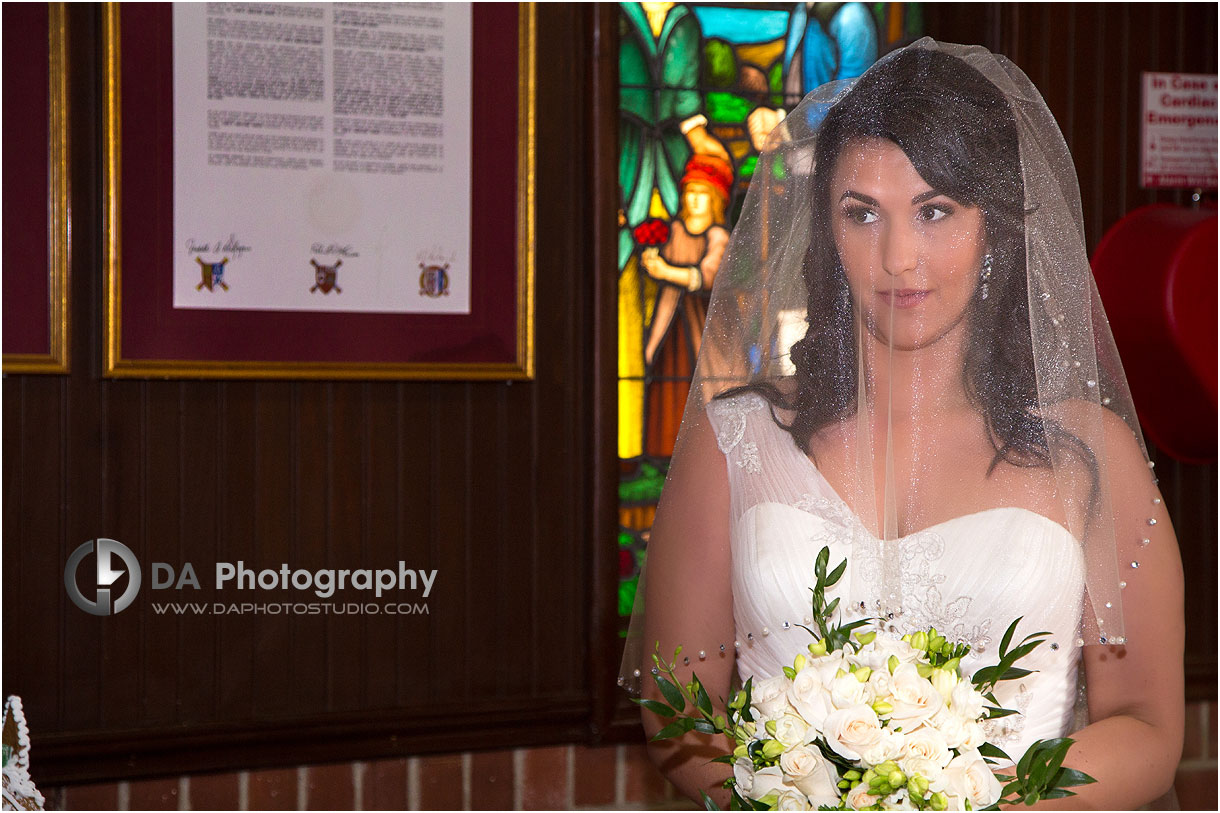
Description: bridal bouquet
636,548,1095,811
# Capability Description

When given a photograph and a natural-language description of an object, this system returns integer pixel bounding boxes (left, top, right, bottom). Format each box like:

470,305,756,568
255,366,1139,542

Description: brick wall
44,701,1217,811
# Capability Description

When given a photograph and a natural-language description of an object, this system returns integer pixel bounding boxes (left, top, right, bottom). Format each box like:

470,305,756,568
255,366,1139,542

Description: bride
619,39,1184,810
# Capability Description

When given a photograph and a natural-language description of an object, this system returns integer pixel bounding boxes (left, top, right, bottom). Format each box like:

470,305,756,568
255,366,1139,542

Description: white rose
781,747,840,807
959,720,986,750
745,766,786,802
830,672,873,709
900,755,944,785
868,667,894,700
933,749,1003,810
823,704,883,761
949,681,987,721
773,713,811,749
733,757,756,795
788,668,834,730
752,673,795,721
929,706,969,750
858,728,905,767
844,781,881,810
889,664,945,730
776,789,813,811
899,724,952,768
862,635,922,671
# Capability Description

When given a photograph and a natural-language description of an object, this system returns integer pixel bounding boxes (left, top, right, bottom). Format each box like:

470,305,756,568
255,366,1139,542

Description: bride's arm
638,412,737,808
1004,411,1185,810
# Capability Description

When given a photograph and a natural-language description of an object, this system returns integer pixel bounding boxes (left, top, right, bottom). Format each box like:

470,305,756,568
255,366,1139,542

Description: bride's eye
842,205,878,225
918,203,954,222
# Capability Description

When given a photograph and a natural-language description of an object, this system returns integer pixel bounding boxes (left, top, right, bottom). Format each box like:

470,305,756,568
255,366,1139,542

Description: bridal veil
619,38,1177,696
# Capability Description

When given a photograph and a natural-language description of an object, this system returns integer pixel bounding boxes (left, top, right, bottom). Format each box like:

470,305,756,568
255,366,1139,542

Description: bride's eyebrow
838,189,944,206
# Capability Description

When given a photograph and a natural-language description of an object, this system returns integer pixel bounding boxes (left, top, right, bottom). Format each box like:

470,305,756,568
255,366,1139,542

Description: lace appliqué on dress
712,395,766,459
900,531,994,653
982,683,1033,747
736,441,762,474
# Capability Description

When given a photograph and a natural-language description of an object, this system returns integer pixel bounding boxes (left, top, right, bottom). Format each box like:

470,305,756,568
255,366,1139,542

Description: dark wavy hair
724,47,1096,482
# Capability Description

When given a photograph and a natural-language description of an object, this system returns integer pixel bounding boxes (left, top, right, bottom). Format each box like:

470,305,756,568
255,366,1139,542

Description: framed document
2,3,70,374
103,3,534,380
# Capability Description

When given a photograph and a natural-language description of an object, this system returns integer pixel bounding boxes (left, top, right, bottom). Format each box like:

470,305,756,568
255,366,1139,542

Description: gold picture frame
3,3,71,375
102,3,535,380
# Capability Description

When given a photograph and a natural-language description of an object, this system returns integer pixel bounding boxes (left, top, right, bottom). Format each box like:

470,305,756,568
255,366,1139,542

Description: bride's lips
877,289,930,309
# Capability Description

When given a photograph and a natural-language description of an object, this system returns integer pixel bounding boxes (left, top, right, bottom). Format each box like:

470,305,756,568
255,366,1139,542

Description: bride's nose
880,221,918,278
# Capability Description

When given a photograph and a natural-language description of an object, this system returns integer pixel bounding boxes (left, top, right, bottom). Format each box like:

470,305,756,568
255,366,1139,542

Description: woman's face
829,138,987,351
683,182,713,219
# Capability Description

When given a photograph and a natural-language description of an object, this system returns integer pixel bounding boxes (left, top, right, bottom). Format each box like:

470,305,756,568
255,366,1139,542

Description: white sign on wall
1141,72,1217,190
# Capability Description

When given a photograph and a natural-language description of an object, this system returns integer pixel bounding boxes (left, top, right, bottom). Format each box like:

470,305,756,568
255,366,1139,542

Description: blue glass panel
690,6,790,44
831,2,879,79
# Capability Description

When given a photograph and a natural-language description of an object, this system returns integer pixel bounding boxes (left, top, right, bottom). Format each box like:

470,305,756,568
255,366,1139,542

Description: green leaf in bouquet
826,558,847,586
978,741,1012,763
701,790,721,810
983,705,1019,719
693,719,718,735
632,697,677,718
815,546,830,579
825,596,840,617
1053,767,1096,787
694,678,713,717
739,677,755,723
652,717,697,741
655,674,686,711
710,754,736,765
997,666,1034,681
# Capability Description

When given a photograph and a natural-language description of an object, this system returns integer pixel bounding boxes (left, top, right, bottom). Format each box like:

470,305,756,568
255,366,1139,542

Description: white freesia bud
888,663,945,730
781,747,840,807
949,681,987,721
823,704,884,762
930,668,959,704
899,725,953,768
789,668,834,729
773,713,811,749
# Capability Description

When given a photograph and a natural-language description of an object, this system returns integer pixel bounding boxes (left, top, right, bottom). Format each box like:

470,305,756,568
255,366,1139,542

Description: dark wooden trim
40,697,590,785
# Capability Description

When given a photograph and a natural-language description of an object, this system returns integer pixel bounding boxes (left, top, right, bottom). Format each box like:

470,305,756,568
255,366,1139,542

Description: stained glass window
617,2,923,627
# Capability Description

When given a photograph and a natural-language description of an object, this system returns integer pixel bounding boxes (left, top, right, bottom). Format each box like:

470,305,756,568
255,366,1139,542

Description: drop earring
979,253,994,300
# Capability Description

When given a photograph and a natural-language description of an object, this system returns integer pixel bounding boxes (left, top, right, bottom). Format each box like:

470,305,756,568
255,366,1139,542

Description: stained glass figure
617,2,922,624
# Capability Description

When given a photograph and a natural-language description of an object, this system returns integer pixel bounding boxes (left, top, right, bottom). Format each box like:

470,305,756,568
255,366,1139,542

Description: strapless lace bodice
707,393,1086,763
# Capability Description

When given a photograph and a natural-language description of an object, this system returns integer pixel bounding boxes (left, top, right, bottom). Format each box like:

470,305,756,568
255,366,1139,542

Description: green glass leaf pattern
703,39,736,87
619,461,668,503
656,12,701,120
619,119,643,203
657,133,690,214
627,131,657,225
706,91,752,124
738,154,758,180
618,227,635,272
618,575,639,617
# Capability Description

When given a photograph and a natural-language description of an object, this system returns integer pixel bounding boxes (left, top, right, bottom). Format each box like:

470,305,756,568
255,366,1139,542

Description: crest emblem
419,263,450,297
195,257,230,291
310,259,343,294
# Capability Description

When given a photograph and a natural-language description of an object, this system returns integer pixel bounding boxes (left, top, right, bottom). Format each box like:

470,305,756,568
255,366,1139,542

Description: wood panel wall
4,1,1215,788
3,3,614,785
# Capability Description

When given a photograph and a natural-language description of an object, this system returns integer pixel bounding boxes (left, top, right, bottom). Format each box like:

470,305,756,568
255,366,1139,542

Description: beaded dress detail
708,392,1085,764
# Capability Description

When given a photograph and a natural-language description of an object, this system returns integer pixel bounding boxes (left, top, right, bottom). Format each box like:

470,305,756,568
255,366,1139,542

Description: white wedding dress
707,392,1086,765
